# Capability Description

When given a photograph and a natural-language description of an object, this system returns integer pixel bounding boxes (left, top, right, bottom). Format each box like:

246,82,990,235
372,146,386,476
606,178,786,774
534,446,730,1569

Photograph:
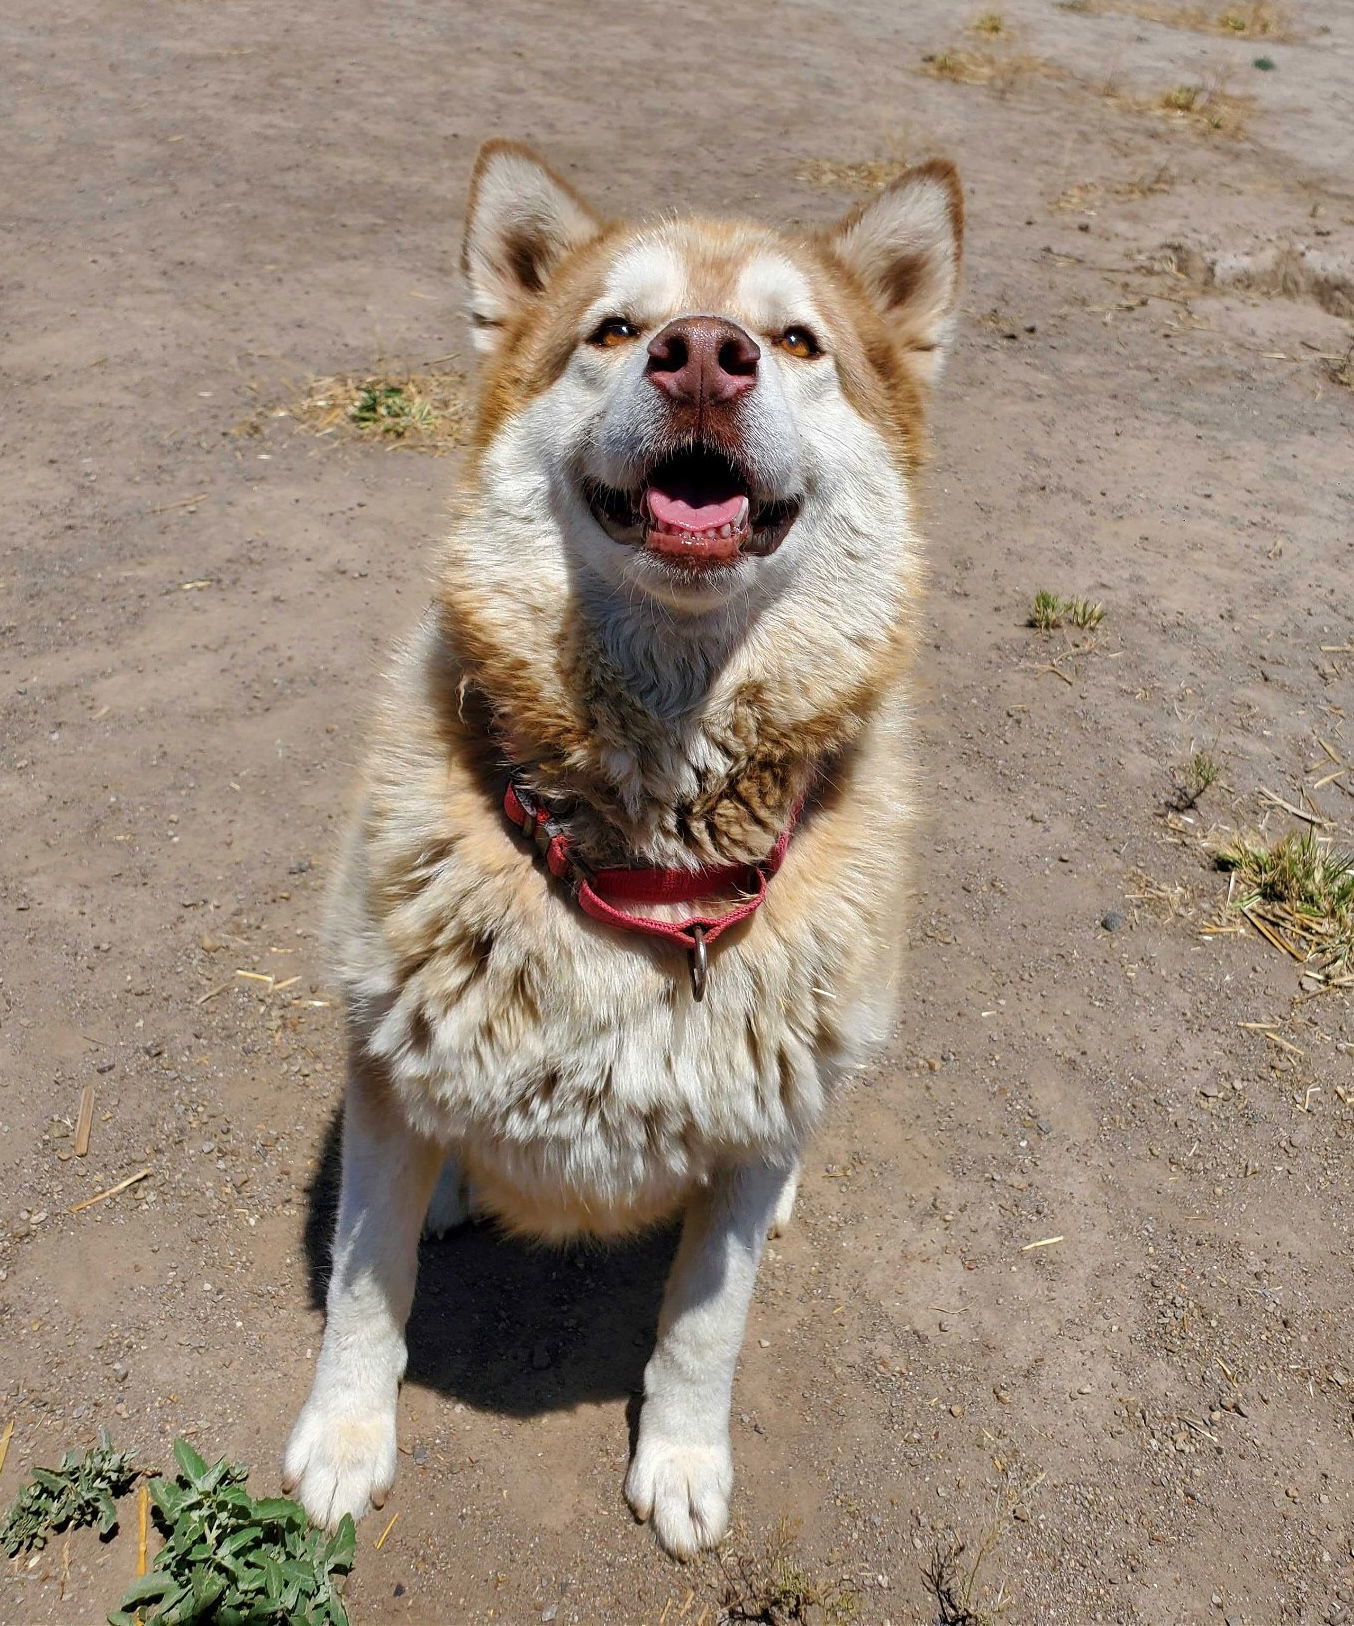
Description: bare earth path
2,2,1352,1622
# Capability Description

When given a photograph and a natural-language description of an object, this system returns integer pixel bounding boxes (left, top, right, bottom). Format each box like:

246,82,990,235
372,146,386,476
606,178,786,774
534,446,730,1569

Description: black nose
646,316,760,406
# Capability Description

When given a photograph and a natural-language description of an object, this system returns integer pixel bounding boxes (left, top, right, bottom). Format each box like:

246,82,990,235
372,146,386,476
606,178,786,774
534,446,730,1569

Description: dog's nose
645,317,760,405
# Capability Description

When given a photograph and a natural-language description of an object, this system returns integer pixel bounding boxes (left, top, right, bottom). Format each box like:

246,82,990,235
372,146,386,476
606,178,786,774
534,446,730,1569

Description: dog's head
459,141,962,617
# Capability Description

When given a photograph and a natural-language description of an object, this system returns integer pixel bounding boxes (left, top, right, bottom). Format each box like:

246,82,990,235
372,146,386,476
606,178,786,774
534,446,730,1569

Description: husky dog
284,140,963,1557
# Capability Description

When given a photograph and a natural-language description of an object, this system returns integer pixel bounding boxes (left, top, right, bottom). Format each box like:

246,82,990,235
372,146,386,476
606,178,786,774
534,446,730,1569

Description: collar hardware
502,775,802,1000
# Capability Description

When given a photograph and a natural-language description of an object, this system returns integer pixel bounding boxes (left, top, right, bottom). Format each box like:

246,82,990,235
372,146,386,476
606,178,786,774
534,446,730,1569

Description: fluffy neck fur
434,502,914,871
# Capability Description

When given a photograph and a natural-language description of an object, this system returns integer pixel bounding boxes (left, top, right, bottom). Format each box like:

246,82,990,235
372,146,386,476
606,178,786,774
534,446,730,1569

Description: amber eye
588,317,639,348
778,326,821,359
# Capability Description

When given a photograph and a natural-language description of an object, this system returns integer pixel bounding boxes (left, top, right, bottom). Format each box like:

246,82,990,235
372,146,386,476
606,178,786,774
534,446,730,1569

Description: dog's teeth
717,524,733,539
735,496,750,526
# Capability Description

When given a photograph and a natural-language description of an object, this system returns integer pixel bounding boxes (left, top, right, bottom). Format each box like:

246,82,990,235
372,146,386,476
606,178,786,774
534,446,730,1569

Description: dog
283,139,963,1558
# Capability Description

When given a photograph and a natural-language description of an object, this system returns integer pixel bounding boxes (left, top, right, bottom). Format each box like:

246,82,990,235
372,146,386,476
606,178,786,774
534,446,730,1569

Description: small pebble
1100,910,1125,931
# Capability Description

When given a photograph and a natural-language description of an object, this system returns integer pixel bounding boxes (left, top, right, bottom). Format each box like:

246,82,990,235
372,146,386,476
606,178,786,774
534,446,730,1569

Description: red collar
502,777,802,1000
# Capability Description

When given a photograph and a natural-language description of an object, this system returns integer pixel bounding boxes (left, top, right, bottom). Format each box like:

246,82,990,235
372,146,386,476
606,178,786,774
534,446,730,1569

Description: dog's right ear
461,141,603,353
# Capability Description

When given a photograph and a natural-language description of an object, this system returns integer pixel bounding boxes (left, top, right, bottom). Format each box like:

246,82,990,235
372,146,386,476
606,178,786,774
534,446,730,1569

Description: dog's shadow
301,1110,676,1419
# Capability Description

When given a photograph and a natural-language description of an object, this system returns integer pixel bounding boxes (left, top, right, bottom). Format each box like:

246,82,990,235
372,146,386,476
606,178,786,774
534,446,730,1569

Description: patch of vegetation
1323,346,1354,390
1157,80,1249,133
923,1541,985,1624
717,1519,859,1624
919,43,1053,93
1215,830,1354,983
1028,590,1106,631
1,1430,137,1555
110,1439,355,1626
1217,3,1288,36
1051,166,1173,212
798,156,911,192
1065,1,1291,38
972,11,1005,34
280,367,467,451
1169,750,1220,811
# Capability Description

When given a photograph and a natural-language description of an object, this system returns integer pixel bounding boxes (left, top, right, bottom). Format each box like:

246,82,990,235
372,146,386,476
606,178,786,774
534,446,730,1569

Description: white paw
283,1386,398,1529
625,1433,733,1559
422,1158,471,1239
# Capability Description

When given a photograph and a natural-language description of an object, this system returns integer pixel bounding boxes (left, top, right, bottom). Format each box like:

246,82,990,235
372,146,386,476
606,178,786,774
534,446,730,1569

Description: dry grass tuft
919,45,1055,94
798,156,913,192
1155,79,1251,135
972,10,1006,34
1051,166,1173,212
1127,868,1194,918
1323,346,1354,390
1169,751,1220,812
1212,2,1290,36
923,1543,986,1624
1215,830,1354,983
1069,1,1292,38
278,369,468,451
716,1519,859,1624
1028,590,1106,631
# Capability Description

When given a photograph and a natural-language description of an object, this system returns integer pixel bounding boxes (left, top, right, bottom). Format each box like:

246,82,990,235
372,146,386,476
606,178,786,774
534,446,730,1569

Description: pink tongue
646,488,745,533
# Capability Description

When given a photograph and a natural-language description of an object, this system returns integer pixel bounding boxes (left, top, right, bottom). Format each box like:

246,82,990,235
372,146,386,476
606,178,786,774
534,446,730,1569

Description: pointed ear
461,140,603,353
827,159,964,385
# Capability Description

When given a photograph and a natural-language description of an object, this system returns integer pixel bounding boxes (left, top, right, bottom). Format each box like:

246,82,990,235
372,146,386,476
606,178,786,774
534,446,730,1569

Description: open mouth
585,446,801,571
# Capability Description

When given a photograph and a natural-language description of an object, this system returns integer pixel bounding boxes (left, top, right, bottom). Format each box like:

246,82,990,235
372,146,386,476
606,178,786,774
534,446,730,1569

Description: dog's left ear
462,141,603,353
827,160,964,385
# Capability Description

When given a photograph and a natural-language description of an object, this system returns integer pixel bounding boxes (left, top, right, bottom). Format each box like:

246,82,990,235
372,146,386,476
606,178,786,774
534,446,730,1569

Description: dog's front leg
626,1158,793,1558
284,1046,443,1528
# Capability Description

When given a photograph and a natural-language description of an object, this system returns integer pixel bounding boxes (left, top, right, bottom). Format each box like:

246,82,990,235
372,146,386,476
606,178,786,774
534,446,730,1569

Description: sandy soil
3,1,1353,1622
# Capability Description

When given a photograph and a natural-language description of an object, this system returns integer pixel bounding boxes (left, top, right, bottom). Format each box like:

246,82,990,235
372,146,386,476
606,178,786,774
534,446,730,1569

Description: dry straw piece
69,1167,151,1214
74,1085,96,1158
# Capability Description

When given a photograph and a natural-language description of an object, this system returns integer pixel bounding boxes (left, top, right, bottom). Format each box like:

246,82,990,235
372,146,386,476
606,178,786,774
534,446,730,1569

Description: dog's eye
777,326,821,359
588,317,639,348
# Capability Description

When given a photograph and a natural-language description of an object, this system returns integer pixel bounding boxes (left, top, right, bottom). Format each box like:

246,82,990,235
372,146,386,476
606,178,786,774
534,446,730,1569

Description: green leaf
198,1456,234,1494
150,1477,184,1518
192,1567,227,1609
120,1572,176,1607
218,1525,259,1558
252,1496,305,1526
171,1438,210,1487
324,1514,357,1570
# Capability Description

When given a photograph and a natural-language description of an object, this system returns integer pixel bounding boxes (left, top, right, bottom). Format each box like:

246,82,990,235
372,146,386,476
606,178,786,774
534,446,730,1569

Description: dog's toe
283,1394,398,1529
625,1437,732,1559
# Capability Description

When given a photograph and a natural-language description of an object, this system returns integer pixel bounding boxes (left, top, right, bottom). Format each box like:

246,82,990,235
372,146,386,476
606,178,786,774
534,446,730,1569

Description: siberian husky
284,140,963,1557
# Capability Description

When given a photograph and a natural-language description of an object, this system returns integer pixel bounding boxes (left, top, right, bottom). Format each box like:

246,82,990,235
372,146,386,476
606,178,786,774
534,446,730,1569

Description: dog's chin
583,444,801,593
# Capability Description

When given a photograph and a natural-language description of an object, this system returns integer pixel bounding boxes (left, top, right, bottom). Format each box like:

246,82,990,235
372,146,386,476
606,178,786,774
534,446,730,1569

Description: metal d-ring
688,925,708,1002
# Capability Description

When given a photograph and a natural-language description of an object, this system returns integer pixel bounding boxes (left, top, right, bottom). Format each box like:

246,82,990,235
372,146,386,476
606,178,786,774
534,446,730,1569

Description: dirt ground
3,1,1353,1622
